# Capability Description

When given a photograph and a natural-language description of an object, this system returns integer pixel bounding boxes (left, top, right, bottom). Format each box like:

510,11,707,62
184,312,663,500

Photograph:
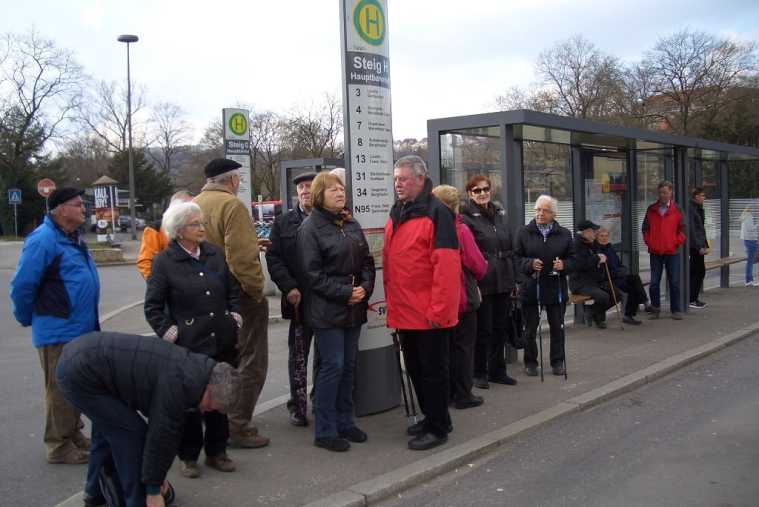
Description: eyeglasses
62,201,85,209
184,221,207,229
471,187,490,195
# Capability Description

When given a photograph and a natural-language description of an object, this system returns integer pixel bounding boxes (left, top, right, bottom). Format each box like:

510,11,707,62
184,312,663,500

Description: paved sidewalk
57,286,759,507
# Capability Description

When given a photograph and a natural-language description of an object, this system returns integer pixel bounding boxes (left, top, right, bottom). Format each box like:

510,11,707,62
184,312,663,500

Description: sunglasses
471,187,490,195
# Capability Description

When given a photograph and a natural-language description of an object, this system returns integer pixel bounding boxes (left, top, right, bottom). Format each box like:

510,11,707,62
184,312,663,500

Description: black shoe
489,374,518,386
644,304,656,313
622,315,642,325
689,300,707,309
595,320,607,329
473,377,489,389
289,412,308,427
552,364,566,376
406,420,425,436
314,437,350,452
454,395,484,409
408,432,448,451
338,426,368,443
83,493,106,507
524,365,539,377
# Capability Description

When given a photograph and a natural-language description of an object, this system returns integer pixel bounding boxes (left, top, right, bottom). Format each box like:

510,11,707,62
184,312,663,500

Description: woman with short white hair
144,201,243,478
513,195,575,377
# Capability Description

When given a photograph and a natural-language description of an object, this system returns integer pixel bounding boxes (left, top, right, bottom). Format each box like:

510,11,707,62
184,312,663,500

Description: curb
303,320,759,507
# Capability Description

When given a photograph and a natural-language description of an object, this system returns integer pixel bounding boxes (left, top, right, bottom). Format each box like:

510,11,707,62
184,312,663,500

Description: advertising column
223,108,253,214
340,0,400,415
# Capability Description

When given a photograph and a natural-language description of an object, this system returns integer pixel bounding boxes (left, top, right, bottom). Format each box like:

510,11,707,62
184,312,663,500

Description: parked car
118,215,146,232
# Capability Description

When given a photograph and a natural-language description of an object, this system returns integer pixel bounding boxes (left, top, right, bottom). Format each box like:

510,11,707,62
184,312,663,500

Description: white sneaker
752,281,759,287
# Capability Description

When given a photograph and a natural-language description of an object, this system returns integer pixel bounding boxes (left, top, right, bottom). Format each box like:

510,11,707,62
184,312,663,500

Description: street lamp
117,34,138,240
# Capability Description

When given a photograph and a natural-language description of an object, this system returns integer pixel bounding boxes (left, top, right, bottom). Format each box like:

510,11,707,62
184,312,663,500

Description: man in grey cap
193,158,270,448
10,187,99,464
56,331,240,507
266,171,317,426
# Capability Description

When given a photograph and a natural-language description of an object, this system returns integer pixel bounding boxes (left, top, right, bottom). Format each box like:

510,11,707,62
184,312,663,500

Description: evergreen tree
107,149,173,219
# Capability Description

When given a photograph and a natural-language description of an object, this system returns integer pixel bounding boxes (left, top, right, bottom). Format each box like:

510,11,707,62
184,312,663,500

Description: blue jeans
745,240,757,283
649,253,681,313
313,326,361,439
56,367,147,507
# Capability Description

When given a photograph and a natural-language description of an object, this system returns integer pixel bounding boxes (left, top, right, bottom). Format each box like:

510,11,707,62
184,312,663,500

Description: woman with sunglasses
460,175,518,389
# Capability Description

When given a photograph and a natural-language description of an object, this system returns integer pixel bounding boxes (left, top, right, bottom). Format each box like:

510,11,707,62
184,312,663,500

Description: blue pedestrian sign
8,188,22,205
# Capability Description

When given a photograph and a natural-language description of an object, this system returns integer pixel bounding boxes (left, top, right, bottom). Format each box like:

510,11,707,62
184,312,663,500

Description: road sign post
223,108,253,214
8,188,22,237
37,178,56,214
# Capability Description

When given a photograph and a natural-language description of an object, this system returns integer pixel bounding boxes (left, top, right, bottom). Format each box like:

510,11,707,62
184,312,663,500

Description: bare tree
536,35,623,119
284,93,343,158
250,111,286,199
0,30,84,171
640,29,757,136
78,79,147,153
148,101,192,174
495,84,562,114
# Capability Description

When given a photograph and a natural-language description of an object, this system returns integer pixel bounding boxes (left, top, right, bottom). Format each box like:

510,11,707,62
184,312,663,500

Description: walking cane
536,275,545,383
555,263,568,381
603,262,624,330
392,331,418,425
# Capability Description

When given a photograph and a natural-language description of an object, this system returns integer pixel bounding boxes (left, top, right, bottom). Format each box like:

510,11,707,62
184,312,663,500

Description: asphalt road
0,241,294,507
385,333,759,507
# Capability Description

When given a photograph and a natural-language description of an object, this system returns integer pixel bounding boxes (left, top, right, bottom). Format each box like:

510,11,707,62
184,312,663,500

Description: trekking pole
392,331,413,423
555,265,568,381
536,275,545,383
604,262,624,330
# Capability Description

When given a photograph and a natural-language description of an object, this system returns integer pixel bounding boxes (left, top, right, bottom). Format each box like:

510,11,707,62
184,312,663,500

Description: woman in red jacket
433,185,488,409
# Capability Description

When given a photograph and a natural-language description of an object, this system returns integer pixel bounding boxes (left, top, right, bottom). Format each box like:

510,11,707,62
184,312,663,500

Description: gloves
231,312,243,328
162,325,178,343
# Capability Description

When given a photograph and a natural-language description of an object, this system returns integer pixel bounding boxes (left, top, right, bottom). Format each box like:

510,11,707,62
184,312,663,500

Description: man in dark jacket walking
266,171,317,427
384,155,461,451
569,220,619,329
688,187,708,309
56,332,239,507
513,195,575,376
642,181,686,319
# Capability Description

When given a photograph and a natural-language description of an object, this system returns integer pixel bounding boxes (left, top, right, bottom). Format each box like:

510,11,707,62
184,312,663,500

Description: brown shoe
48,446,89,465
205,453,236,472
180,460,201,478
72,431,91,450
229,429,269,448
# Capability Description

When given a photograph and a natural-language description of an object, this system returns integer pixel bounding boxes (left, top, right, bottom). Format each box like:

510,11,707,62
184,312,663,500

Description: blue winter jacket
10,216,101,347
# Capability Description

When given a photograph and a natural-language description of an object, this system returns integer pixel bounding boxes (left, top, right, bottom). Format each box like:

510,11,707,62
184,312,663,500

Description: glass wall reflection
440,127,502,207
728,159,759,286
522,141,574,228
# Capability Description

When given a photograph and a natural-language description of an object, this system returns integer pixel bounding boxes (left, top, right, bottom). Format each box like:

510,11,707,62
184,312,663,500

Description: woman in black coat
513,195,575,377
144,201,241,478
460,175,517,388
297,171,375,453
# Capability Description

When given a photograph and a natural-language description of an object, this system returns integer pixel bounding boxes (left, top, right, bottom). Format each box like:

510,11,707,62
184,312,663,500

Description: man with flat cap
10,187,100,464
266,171,317,426
194,158,270,448
569,219,619,329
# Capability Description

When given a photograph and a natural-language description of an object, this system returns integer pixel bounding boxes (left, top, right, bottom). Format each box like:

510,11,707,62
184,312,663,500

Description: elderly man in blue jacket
10,187,100,464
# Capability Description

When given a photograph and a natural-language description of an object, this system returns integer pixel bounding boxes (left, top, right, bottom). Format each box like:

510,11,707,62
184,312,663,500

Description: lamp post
117,34,139,240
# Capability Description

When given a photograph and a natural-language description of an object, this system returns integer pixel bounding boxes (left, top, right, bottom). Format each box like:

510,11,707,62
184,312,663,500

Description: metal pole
13,204,18,237
126,41,137,240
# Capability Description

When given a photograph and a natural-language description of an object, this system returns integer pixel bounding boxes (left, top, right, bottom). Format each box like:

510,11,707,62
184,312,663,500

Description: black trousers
689,249,706,303
572,284,616,323
450,311,476,402
400,328,452,438
618,274,648,316
523,303,566,368
474,293,511,379
179,410,229,461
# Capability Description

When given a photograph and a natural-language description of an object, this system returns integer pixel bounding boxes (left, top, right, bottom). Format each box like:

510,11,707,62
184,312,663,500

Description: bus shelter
427,110,759,312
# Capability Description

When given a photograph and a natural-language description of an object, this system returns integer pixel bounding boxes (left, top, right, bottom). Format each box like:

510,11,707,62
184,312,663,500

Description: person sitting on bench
596,228,649,325
55,331,240,507
569,221,619,329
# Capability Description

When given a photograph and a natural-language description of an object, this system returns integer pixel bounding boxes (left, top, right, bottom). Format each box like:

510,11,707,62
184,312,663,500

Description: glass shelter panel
440,127,502,206
522,141,573,227
584,154,626,247
728,159,759,286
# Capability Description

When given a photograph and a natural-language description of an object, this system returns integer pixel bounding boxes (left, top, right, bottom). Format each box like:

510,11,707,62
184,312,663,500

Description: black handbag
98,451,175,506
506,296,527,350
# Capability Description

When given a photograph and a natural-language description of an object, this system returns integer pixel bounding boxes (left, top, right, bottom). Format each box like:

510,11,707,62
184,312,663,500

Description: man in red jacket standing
642,180,686,320
384,155,461,451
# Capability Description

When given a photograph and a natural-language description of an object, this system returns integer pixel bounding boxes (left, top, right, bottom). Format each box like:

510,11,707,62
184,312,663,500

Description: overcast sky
2,0,758,142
